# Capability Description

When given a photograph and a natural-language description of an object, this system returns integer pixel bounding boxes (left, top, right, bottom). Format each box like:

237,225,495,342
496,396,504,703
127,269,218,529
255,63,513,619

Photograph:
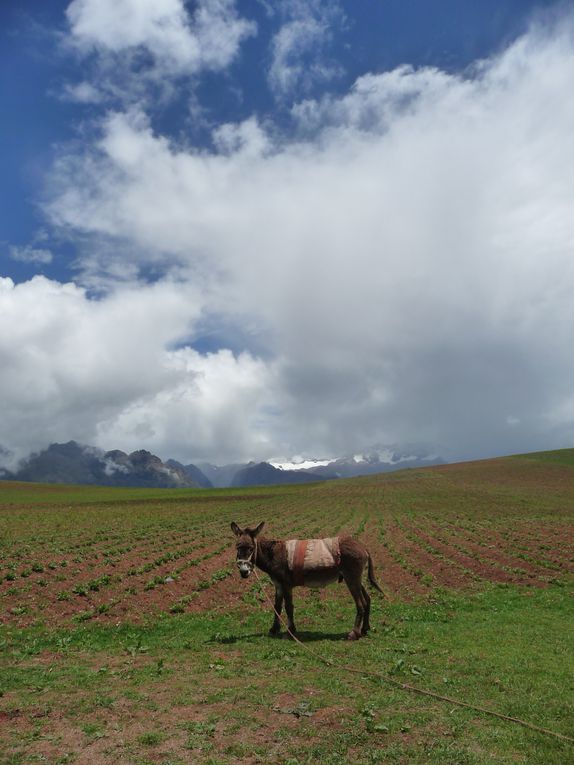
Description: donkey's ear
231,521,242,536
252,521,265,537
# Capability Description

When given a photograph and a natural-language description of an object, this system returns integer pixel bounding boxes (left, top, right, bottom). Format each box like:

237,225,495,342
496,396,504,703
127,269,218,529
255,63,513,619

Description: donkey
231,521,385,640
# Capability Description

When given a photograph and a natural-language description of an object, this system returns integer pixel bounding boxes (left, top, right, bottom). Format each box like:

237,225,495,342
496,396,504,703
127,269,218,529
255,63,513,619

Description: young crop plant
137,730,166,747
87,574,113,591
73,609,96,622
170,594,194,613
144,575,166,591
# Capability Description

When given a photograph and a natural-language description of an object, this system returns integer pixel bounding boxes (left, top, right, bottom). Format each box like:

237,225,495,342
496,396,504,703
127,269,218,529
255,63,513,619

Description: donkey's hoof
346,630,360,641
269,629,281,638
282,631,297,640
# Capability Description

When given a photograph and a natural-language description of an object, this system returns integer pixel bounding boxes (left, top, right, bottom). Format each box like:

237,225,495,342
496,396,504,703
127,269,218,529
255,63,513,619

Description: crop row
1,497,360,625
3,475,572,627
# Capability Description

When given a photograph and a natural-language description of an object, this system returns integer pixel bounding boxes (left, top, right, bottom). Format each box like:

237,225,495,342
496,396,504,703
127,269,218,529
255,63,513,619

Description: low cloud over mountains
1,441,196,489
0,441,443,489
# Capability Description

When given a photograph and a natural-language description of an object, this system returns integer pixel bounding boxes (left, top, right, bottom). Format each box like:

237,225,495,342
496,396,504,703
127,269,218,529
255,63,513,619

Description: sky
1,0,574,468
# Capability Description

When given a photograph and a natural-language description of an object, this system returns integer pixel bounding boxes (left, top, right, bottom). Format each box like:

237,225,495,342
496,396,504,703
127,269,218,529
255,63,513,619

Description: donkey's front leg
269,584,283,637
283,586,297,638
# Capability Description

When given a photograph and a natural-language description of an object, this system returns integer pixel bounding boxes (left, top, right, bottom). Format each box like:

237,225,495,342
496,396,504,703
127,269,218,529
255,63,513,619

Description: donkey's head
231,521,265,578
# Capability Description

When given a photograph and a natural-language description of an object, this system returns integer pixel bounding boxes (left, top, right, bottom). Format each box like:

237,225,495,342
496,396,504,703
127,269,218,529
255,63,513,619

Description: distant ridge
2,441,201,489
231,461,331,487
0,441,447,489
166,459,213,488
195,462,251,489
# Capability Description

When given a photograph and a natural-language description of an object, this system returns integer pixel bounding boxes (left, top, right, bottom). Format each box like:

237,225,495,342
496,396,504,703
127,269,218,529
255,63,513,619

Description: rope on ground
250,567,574,745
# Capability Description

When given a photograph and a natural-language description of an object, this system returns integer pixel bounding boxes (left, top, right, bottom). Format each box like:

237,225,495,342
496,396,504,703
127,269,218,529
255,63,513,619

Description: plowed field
1,454,572,628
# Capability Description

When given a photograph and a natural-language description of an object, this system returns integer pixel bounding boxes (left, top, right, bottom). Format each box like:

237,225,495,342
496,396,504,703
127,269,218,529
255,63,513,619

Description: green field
1,452,573,764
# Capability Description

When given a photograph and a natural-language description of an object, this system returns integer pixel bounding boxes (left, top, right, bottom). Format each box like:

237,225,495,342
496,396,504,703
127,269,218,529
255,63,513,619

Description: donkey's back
285,536,341,587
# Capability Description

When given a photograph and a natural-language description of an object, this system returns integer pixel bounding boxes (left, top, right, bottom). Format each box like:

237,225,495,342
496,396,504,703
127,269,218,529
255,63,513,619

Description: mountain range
0,441,444,489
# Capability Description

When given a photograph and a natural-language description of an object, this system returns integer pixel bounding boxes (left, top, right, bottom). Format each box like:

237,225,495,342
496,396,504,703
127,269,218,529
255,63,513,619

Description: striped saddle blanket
285,537,341,587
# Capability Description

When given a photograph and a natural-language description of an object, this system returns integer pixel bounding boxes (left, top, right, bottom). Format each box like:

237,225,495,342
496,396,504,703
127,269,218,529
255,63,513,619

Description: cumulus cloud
0,276,275,464
27,13,574,461
63,0,255,104
97,346,275,461
267,0,344,100
66,0,255,71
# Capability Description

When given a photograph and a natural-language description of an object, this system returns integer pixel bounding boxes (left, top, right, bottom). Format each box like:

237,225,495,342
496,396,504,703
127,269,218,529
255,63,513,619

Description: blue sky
1,0,574,466
0,0,549,283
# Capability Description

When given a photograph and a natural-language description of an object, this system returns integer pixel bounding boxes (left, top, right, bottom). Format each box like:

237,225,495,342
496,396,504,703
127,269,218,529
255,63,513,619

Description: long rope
250,567,574,745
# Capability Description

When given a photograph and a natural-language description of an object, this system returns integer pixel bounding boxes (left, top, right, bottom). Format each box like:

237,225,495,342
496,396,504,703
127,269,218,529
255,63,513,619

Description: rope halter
236,538,258,577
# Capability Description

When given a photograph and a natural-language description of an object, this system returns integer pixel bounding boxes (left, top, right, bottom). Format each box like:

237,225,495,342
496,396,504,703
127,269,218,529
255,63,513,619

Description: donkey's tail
367,552,389,598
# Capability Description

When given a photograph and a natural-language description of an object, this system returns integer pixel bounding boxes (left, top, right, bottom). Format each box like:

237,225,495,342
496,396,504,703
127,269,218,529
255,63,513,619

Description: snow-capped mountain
270,445,444,479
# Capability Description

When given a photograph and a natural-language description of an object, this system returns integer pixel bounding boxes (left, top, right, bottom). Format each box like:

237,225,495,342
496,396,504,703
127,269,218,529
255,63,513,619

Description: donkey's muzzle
237,561,253,578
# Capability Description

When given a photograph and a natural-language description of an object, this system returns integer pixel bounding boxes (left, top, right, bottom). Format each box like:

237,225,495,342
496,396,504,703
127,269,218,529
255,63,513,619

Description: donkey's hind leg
343,578,367,640
360,585,371,635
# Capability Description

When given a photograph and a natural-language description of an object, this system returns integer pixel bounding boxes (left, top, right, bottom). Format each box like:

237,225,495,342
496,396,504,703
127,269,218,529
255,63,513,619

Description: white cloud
0,276,274,464
97,347,274,461
62,0,256,108
9,246,53,264
61,81,106,104
35,13,574,460
268,0,343,100
67,0,198,60
66,0,255,73
212,117,271,156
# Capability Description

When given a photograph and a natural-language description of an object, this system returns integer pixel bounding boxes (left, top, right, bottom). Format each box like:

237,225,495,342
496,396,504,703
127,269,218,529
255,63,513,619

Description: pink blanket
285,537,341,587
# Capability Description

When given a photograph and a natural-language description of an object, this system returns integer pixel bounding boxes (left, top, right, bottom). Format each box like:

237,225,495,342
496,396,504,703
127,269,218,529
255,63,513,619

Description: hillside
516,447,574,465
231,461,329,486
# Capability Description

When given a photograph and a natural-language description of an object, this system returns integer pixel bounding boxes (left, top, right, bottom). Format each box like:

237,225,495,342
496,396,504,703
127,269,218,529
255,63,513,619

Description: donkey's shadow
282,630,348,643
207,630,348,645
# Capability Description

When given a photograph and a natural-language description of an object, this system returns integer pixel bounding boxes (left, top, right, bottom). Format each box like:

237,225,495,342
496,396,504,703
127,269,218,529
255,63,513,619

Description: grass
0,479,293,507
516,448,574,466
1,585,572,763
0,450,573,763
